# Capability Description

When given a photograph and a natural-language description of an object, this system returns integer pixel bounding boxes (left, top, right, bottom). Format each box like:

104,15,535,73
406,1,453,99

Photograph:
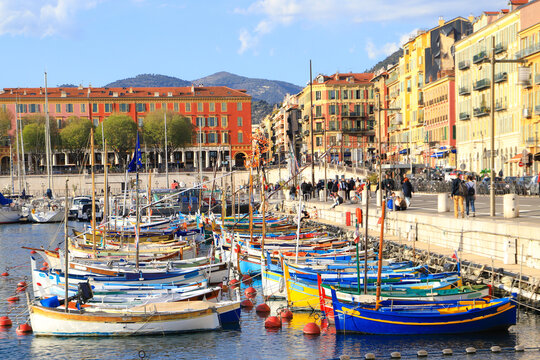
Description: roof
315,72,374,85
509,0,528,5
0,86,251,100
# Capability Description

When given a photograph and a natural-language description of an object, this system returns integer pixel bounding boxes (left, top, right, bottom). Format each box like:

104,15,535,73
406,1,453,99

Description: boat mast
363,186,370,294
248,167,253,248
14,93,22,194
260,169,267,254
44,72,52,192
164,111,169,187
64,178,69,312
375,200,386,309
198,121,202,214
18,105,27,193
103,140,108,230
135,148,140,271
90,128,96,255
9,141,14,195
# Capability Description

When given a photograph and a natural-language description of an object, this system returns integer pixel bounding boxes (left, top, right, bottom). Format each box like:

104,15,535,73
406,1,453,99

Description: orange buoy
255,303,271,313
229,279,240,288
240,299,253,308
17,281,27,288
1,272,8,277
280,309,293,319
242,274,252,285
244,286,257,297
0,316,12,327
303,322,321,335
42,262,49,268
15,323,32,335
16,287,26,293
40,267,47,271
264,316,282,329
7,296,20,302
30,250,36,254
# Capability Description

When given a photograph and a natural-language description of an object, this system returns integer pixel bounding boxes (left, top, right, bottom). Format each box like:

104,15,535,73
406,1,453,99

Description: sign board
519,161,524,167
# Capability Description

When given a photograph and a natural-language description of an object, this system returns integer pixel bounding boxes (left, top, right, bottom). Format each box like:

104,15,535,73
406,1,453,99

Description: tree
142,110,192,167
0,108,13,140
21,115,60,173
95,114,137,168
60,116,93,166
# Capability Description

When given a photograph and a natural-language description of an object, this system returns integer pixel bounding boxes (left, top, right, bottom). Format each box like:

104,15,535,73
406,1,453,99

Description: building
297,72,375,166
0,85,252,170
371,68,390,169
517,0,540,174
384,63,402,164
455,7,522,175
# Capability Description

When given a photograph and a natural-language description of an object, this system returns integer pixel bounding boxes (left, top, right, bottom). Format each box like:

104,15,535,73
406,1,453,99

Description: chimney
468,14,474,22
438,16,444,26
191,85,195,93
129,87,133,94
78,84,83,90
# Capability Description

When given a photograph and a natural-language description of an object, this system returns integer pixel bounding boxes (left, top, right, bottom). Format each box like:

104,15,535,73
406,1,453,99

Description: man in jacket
451,174,465,218
402,177,414,207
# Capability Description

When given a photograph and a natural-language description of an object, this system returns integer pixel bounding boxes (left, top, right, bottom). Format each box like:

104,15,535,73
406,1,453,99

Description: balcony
342,112,364,118
516,42,540,59
535,74,540,85
418,97,424,106
458,60,470,70
473,50,487,64
494,43,506,54
314,113,325,119
473,78,490,91
473,107,490,117
458,87,471,96
459,112,470,121
494,101,506,112
494,72,508,83
523,107,532,118
313,128,324,135
535,105,540,116
342,128,375,136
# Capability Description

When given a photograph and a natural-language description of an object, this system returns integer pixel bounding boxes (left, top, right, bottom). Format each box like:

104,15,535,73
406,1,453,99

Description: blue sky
0,0,509,88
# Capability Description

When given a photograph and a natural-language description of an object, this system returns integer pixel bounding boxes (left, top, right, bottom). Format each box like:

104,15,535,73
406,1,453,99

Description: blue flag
128,132,143,173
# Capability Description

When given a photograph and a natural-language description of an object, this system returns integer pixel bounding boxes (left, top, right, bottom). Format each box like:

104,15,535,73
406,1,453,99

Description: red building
0,85,252,169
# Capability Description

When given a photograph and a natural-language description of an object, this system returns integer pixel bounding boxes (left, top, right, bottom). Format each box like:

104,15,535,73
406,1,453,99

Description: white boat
27,199,65,223
0,205,21,224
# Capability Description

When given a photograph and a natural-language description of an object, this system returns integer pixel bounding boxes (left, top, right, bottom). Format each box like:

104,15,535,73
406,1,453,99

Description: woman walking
465,175,477,217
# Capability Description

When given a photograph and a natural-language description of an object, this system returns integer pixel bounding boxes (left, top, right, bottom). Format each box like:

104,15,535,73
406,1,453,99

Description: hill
366,49,403,73
192,72,302,105
106,74,191,88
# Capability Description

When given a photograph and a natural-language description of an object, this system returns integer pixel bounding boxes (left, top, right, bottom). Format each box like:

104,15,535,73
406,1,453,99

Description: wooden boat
329,287,516,334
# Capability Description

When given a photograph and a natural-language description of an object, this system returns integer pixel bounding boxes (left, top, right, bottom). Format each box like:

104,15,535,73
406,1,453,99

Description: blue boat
330,287,516,335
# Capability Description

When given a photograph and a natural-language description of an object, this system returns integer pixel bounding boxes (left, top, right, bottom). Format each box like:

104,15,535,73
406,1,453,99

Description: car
528,175,539,195
516,176,533,195
69,196,92,219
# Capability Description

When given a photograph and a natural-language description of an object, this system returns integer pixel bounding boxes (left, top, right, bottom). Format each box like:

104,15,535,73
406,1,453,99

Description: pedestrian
451,174,466,218
395,196,407,211
330,192,344,209
347,178,355,202
465,175,477,217
402,177,414,207
382,174,395,199
289,184,296,200
300,180,308,200
331,180,339,194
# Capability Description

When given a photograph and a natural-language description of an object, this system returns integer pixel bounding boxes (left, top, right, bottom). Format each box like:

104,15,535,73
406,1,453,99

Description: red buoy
244,286,257,297
17,281,27,288
40,267,47,271
42,262,48,268
264,316,282,329
0,316,12,327
242,274,252,285
15,323,32,335
1,272,8,277
7,296,20,302
303,322,321,335
240,299,253,308
16,287,26,293
30,250,36,254
255,303,271,313
229,279,240,288
280,309,293,319
54,248,60,252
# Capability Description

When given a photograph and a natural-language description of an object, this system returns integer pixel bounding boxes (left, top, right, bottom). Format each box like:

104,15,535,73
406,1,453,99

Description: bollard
503,193,519,218
514,345,524,352
361,188,368,205
417,350,428,357
390,352,401,359
465,347,476,354
438,193,449,213
364,353,375,360
490,346,501,353
442,349,452,355
376,190,382,207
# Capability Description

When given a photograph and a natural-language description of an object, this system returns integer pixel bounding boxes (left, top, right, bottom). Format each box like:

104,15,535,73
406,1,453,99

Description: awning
451,149,457,154
399,148,409,155
534,152,540,161
508,154,522,163
431,150,449,158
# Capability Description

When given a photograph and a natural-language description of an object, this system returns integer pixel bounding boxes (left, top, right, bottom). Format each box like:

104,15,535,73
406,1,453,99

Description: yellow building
518,0,540,173
455,8,522,175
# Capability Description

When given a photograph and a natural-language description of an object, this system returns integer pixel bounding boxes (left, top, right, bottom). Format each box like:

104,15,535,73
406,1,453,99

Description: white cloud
0,0,101,37
238,29,258,55
365,39,400,60
235,0,507,53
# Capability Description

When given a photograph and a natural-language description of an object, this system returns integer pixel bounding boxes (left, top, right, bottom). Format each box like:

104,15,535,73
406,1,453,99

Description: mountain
192,72,302,105
366,49,403,73
251,99,274,125
106,74,191,88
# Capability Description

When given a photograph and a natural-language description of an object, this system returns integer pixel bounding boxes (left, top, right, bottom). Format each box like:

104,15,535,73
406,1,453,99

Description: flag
128,132,143,173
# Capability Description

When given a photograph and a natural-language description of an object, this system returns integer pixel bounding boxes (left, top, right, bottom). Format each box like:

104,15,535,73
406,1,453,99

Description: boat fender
279,277,285,293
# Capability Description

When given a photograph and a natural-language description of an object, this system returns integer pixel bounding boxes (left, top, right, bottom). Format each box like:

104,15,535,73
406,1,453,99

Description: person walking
402,177,414,207
465,175,477,217
451,174,466,218
289,184,296,200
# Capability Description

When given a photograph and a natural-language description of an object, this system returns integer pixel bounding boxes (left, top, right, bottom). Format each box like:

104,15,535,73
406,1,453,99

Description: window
197,132,206,144
66,104,73,113
174,103,179,112
104,104,112,112
329,105,336,115
222,132,229,144
93,118,99,126
185,103,191,112
315,106,322,117
315,91,321,100
149,103,155,112
57,119,62,129
329,121,337,131
80,104,86,113
208,132,218,143
238,132,243,143
119,103,129,112
343,90,349,100
197,102,203,112
237,117,243,126
237,102,243,111
342,105,349,116
92,104,98,113
196,116,205,127
55,104,61,113
208,116,218,127
135,103,145,112
221,116,228,128
316,137,322,146
29,104,40,113
328,90,337,100
138,117,144,127
221,102,227,111
209,102,215,112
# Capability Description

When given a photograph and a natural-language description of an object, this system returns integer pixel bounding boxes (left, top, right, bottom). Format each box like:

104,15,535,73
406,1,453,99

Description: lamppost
375,89,401,206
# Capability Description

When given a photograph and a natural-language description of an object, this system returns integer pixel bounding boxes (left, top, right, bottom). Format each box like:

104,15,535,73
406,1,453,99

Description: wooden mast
64,178,69,313
248,168,253,248
90,128,96,255
103,141,108,231
375,200,386,309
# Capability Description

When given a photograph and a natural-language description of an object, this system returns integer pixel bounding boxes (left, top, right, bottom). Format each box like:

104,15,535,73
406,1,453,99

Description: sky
0,0,510,88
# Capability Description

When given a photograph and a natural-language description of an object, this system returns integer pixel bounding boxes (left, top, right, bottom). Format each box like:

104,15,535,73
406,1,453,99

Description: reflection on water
1,223,540,359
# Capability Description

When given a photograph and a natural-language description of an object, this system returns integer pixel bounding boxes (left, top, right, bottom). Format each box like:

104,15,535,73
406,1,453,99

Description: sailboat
0,192,21,224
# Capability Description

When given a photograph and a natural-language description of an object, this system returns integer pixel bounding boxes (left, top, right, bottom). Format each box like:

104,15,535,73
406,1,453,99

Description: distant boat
0,193,21,224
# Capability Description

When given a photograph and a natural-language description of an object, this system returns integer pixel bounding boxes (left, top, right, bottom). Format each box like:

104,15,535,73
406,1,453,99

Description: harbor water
1,223,540,360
